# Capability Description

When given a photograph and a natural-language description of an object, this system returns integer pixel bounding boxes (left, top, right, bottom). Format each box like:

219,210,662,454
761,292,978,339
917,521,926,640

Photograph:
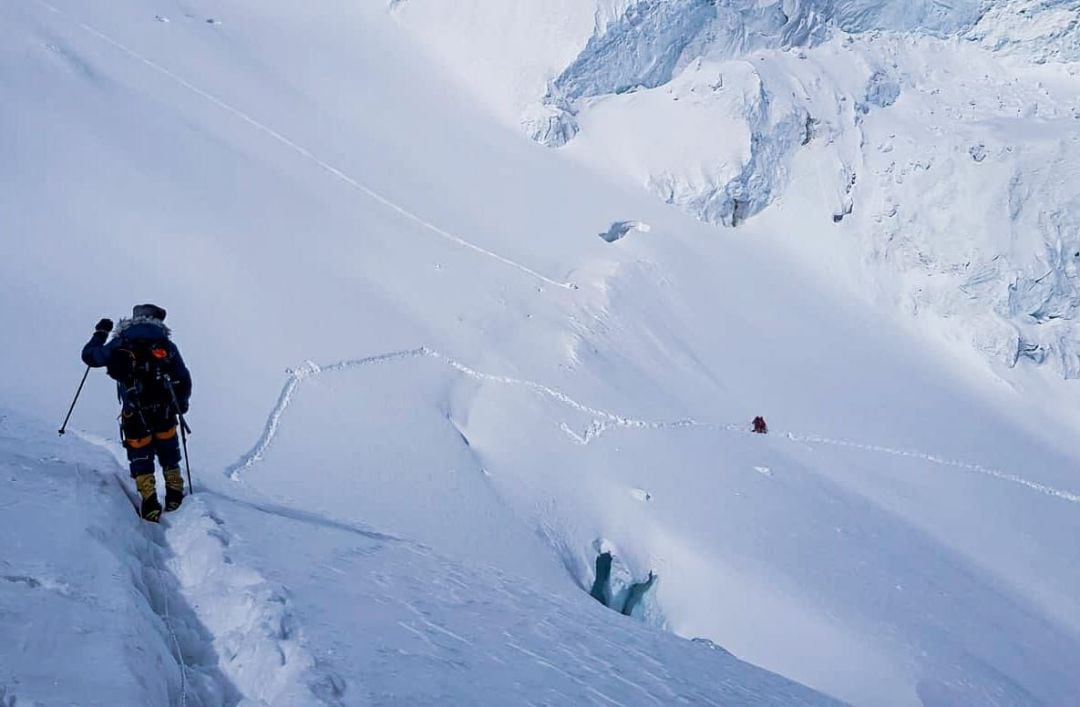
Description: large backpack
108,335,176,407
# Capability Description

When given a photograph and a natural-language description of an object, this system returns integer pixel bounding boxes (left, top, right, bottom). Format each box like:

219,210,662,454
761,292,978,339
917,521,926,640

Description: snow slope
0,410,331,706
394,0,1080,381
3,0,1080,705
2,410,837,706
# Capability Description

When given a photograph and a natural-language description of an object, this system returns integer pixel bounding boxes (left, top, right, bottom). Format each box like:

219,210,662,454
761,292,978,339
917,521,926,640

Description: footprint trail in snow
228,347,1080,505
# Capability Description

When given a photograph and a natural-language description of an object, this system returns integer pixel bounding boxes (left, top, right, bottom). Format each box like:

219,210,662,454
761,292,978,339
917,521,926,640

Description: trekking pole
58,366,91,436
162,374,194,494
178,417,193,494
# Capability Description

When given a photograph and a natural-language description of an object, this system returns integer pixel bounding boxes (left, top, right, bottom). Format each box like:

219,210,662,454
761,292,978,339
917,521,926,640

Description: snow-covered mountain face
396,0,1080,380
5,0,1080,705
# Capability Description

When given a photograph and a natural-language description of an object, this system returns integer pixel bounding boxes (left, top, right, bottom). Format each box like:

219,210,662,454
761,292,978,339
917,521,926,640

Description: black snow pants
121,403,182,478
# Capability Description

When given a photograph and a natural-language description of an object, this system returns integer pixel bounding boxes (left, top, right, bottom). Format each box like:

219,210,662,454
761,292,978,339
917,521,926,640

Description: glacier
3,0,1080,705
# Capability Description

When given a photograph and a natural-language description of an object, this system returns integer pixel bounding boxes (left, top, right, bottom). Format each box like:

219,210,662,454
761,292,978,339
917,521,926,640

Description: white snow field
2,1,1080,706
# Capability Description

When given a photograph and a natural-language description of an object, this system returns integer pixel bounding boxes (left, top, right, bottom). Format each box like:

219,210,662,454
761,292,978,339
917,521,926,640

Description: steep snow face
395,0,1080,379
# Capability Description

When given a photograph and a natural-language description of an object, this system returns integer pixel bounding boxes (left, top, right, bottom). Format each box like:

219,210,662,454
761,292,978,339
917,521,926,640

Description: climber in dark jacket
82,303,192,521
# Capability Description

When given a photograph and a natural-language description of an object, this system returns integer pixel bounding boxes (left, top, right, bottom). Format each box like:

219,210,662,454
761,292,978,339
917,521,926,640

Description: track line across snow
786,432,1080,504
227,347,1080,505
31,0,576,292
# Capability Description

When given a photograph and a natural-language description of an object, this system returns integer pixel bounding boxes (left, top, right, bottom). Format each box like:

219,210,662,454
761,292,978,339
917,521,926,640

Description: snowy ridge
228,347,1080,506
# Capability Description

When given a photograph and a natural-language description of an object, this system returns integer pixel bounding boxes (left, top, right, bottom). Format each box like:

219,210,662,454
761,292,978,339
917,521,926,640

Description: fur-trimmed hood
111,316,171,341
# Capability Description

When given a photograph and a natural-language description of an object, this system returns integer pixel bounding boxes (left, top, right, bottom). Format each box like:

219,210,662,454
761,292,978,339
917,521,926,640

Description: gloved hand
178,399,190,415
95,318,114,334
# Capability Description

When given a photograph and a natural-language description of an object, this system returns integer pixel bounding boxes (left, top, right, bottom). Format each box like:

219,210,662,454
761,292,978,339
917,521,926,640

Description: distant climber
82,304,192,522
752,416,768,434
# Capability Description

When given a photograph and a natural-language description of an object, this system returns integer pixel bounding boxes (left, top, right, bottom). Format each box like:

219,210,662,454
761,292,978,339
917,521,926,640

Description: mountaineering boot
135,473,162,522
163,467,184,512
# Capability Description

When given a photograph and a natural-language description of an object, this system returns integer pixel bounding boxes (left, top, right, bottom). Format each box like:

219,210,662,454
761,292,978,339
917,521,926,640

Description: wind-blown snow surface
3,0,1080,705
